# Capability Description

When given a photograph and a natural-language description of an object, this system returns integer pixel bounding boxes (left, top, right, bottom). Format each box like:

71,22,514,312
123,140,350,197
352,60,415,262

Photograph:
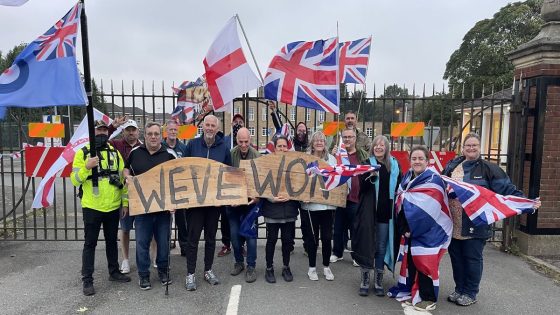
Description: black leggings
265,222,295,268
300,209,334,268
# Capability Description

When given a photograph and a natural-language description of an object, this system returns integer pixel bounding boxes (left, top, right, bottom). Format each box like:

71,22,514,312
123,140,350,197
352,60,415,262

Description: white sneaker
352,259,360,267
323,267,334,281
307,267,318,281
120,259,130,274
329,255,343,263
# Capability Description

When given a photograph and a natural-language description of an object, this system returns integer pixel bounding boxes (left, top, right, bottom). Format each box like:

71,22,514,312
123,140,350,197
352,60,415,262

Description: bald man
228,127,260,282
183,115,232,291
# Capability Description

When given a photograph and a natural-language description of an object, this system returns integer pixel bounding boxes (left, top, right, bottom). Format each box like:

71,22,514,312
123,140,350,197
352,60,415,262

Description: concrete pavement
1,240,559,315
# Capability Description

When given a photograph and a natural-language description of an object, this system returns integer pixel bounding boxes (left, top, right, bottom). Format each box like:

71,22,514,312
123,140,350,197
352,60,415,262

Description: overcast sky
1,0,518,96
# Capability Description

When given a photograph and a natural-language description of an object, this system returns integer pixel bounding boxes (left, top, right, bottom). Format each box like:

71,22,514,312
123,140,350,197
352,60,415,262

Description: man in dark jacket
183,115,232,291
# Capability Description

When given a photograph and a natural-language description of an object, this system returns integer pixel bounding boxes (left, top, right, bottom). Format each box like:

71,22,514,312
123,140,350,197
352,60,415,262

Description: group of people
73,109,540,312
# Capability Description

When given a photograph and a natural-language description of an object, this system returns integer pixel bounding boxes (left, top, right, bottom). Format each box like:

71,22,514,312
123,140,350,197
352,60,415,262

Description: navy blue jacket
161,139,187,158
184,131,232,166
442,156,524,239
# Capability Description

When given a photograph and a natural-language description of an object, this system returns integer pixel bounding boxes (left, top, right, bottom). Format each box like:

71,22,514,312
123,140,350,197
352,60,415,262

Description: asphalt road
1,240,559,315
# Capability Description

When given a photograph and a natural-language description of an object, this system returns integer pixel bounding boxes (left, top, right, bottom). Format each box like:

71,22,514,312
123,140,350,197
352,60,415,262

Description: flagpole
335,21,341,149
80,0,99,192
235,14,264,83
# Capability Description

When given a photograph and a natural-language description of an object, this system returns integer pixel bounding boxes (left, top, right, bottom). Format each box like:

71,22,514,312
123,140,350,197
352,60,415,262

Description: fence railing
0,82,513,242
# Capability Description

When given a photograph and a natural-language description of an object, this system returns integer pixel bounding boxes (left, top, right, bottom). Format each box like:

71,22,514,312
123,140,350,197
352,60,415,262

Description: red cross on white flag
203,17,261,111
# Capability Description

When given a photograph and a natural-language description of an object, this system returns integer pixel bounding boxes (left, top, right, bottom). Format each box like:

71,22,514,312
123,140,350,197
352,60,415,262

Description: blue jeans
135,212,171,278
226,206,257,267
375,222,389,270
448,237,486,299
332,201,358,257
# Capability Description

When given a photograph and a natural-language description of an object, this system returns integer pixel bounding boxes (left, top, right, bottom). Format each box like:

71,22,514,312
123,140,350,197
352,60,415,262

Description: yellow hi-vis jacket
71,143,128,211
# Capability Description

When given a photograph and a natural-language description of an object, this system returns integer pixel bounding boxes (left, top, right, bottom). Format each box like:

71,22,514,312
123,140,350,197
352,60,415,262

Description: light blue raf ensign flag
0,3,87,117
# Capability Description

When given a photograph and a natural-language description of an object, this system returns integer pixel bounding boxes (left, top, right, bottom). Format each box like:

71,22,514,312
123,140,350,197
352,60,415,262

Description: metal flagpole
79,0,99,193
235,14,264,83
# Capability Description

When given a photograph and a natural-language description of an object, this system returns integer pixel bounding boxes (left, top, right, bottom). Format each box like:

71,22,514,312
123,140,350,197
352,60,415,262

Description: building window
249,107,254,121
305,109,310,122
262,108,267,121
317,111,324,123
366,127,373,137
197,126,203,136
249,127,255,136
290,108,295,121
261,127,268,136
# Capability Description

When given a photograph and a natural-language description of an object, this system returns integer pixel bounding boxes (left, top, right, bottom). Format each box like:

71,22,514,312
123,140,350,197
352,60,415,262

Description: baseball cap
122,119,138,129
232,113,244,122
94,120,109,129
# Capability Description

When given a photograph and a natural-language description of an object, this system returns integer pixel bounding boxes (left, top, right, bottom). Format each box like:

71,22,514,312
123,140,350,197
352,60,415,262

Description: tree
444,0,543,96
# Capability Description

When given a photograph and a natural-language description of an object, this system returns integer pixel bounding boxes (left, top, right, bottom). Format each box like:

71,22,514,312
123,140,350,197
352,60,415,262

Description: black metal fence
0,81,512,242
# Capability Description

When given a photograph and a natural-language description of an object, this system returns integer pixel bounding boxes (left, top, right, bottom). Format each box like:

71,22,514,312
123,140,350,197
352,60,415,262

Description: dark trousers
82,207,120,283
299,208,310,252
407,239,436,302
175,209,188,252
332,201,358,257
219,207,231,247
300,209,334,267
265,222,295,268
185,206,220,274
448,237,486,299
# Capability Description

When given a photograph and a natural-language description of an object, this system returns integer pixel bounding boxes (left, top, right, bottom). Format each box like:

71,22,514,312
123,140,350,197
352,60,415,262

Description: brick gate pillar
507,1,560,256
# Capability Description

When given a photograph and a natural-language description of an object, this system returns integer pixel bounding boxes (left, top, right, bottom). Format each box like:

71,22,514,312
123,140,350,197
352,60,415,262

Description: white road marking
226,284,242,315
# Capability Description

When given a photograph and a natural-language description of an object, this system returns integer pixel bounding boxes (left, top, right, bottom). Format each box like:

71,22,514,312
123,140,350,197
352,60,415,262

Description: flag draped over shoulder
395,168,452,305
203,17,261,111
339,37,371,84
442,175,537,226
0,3,86,117
32,109,113,208
264,38,340,113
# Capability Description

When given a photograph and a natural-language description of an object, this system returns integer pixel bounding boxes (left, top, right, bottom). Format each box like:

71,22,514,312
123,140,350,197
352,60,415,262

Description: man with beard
108,117,142,275
228,127,260,282
124,121,177,290
342,110,371,152
183,115,232,291
72,120,131,296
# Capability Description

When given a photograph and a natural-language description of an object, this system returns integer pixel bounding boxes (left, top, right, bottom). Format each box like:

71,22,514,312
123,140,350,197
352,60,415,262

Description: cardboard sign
128,158,248,215
240,151,347,207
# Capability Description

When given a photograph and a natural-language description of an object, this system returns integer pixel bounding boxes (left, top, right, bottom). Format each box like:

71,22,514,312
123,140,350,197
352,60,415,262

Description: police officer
71,119,131,296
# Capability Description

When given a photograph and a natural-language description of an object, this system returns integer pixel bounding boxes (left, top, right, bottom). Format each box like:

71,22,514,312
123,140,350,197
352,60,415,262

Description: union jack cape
394,168,452,305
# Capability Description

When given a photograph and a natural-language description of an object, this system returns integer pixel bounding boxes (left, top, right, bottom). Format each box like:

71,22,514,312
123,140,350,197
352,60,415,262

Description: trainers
185,273,196,291
217,246,231,257
307,267,318,281
139,277,152,290
231,262,245,276
323,267,334,281
120,259,130,274
329,255,343,263
245,266,257,283
352,259,360,267
109,271,131,283
344,245,353,253
456,294,477,306
265,267,276,283
414,301,436,311
204,270,220,285
282,266,293,282
447,291,461,303
82,282,95,296
158,271,172,285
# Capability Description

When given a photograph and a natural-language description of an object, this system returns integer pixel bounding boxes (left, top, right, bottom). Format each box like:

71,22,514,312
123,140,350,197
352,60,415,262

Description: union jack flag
442,175,537,226
334,136,349,164
339,37,371,84
387,236,412,301
170,103,195,125
264,38,340,113
306,161,379,191
33,3,81,61
395,168,452,305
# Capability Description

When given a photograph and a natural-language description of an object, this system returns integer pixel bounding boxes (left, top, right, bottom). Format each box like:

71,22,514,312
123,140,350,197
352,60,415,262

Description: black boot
374,269,384,297
359,269,370,296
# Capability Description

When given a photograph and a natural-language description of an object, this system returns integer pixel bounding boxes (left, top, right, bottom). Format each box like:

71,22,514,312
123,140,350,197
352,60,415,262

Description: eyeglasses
342,136,356,139
464,144,479,148
146,132,160,138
